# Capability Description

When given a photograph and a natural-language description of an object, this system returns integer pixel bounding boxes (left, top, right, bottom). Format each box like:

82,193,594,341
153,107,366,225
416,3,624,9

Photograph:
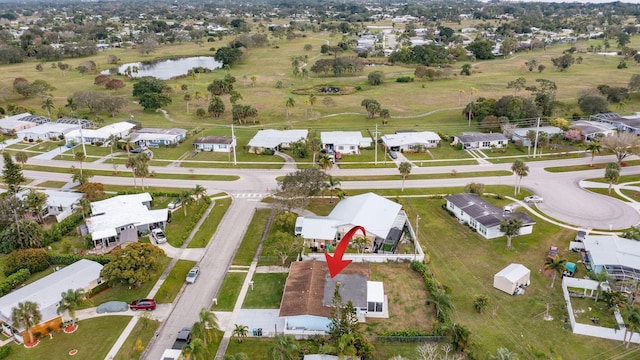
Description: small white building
321,131,372,155
381,131,441,152
18,189,83,222
193,136,235,152
17,122,78,142
511,126,563,147
583,234,640,283
493,263,530,295
570,120,617,141
65,121,137,146
453,132,508,150
247,129,308,153
0,113,35,133
128,128,187,148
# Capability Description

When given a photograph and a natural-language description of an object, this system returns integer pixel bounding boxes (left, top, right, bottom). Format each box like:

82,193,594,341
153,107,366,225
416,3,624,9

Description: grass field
232,209,271,266
188,196,232,248
211,272,247,311
154,259,196,304
113,317,160,360
241,273,287,309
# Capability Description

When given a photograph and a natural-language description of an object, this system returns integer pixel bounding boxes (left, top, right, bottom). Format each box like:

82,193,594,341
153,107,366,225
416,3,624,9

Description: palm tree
285,97,295,119
441,322,470,352
106,134,118,173
41,97,54,117
544,256,567,288
269,334,298,360
499,217,523,248
319,154,333,173
75,151,86,179
491,347,519,360
326,176,341,203
191,308,219,346
182,338,208,360
426,290,454,323
398,161,412,192
232,324,248,343
308,138,322,166
605,162,621,195
473,294,489,314
511,159,529,195
351,236,371,254
8,219,44,249
586,141,601,167
11,301,42,345
24,190,48,223
14,152,28,166
178,190,194,216
134,152,150,190
57,288,90,322
308,94,317,116
587,270,609,302
192,185,207,205
184,93,192,113
125,156,138,188
623,305,640,348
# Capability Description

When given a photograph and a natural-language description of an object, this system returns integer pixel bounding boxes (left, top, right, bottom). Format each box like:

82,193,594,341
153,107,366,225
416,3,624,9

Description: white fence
562,277,640,343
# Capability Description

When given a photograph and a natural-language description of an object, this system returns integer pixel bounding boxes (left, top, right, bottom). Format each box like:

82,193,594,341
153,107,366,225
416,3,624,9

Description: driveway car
388,151,398,159
524,195,544,203
130,146,147,154
168,198,182,210
547,246,558,260
186,266,200,284
129,298,157,311
171,327,191,350
151,228,167,244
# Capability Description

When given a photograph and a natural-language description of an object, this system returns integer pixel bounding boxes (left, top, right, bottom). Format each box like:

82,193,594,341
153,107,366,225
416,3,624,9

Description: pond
101,56,223,80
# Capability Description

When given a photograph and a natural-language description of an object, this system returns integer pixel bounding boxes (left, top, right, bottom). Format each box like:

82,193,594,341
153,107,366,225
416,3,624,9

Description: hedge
4,249,49,276
42,213,84,247
0,269,30,297
48,253,111,265
0,345,11,359
410,260,450,324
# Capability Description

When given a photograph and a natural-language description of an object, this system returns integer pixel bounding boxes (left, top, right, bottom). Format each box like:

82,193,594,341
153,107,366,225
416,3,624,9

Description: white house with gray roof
247,129,308,153
18,189,83,222
65,121,137,146
193,136,235,152
381,131,441,151
582,234,640,284
570,120,616,141
453,132,508,150
445,193,535,239
592,112,640,135
321,131,372,155
128,128,186,148
510,126,563,147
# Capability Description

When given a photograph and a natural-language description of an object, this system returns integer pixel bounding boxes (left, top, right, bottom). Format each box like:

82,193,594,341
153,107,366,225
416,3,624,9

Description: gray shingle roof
446,193,535,228
455,132,508,143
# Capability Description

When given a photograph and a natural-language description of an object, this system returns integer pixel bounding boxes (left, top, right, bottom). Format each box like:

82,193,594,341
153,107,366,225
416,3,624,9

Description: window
482,141,490,147
448,202,454,210
350,146,355,150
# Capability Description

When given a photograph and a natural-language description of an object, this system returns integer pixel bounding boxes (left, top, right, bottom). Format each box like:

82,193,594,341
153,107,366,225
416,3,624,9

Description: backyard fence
376,335,448,343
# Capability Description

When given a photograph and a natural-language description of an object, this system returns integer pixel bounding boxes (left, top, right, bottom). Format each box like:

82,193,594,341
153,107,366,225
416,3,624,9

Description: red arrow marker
325,225,366,278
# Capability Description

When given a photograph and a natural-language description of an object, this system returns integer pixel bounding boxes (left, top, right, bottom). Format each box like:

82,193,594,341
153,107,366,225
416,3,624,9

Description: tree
526,79,557,116
2,219,43,250
506,78,526,96
214,47,243,67
138,92,172,111
277,168,327,211
398,162,412,192
367,71,385,85
511,159,528,195
105,79,125,92
11,301,41,345
285,97,295,119
138,34,159,55
319,154,334,173
191,308,219,346
326,176,341,203
23,190,48,223
41,97,54,117
132,77,169,97
587,270,609,302
466,39,495,60
600,132,640,164
78,182,106,202
14,151,28,166
361,99,381,118
134,152,151,190
579,93,609,114
629,74,640,93
473,294,489,314
75,151,86,180
441,322,470,352
208,96,225,117
499,217,523,248
269,334,298,360
426,290,454,323
308,138,322,166
605,162,621,195
57,288,90,321
622,305,640,348
232,324,248,343
544,256,567,288
177,190,194,216
192,185,207,205
551,54,575,71
182,338,207,360
586,141,601,167
491,347,519,360
617,32,631,48
328,283,360,342
3,153,26,194
100,243,165,287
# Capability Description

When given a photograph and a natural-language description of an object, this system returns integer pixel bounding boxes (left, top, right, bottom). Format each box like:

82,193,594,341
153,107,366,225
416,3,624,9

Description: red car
129,299,157,311
547,246,559,260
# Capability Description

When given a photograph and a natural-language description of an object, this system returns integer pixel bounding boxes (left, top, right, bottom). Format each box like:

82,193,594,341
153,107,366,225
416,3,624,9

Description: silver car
524,195,544,203
186,266,200,284
151,229,167,244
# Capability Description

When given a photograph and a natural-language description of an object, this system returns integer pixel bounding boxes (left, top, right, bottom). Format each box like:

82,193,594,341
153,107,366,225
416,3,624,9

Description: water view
101,56,223,80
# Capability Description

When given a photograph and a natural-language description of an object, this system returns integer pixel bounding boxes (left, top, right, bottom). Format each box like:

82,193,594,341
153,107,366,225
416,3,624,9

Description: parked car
168,198,182,210
171,327,191,350
524,195,544,203
129,298,157,311
186,266,200,284
151,228,167,244
388,151,398,159
130,146,147,154
547,246,558,260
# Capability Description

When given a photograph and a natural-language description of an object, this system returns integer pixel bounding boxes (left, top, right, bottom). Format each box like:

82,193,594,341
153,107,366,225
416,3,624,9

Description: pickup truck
171,327,191,350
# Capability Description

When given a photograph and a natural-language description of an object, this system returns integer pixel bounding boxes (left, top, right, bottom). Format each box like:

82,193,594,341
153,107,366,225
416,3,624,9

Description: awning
92,228,117,241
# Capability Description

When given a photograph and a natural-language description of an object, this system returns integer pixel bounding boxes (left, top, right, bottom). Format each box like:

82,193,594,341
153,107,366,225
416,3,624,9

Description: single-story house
279,260,386,333
453,132,508,150
493,263,531,295
16,122,78,142
65,121,137,146
86,193,168,249
18,189,83,222
0,113,36,133
0,259,103,343
247,129,308,153
321,131,372,155
592,112,640,135
569,120,617,141
445,193,536,239
16,114,50,125
582,234,640,284
298,192,408,253
510,126,563,147
381,131,441,152
128,128,187,148
193,136,235,152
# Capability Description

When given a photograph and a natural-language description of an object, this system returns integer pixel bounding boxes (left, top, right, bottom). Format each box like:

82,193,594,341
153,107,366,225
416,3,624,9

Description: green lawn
35,181,68,188
154,259,196,304
242,273,287,309
232,209,271,266
113,317,160,360
6,316,130,360
545,159,640,173
336,170,512,182
211,272,247,311
188,197,232,248
89,257,171,305
21,164,238,181
165,200,211,247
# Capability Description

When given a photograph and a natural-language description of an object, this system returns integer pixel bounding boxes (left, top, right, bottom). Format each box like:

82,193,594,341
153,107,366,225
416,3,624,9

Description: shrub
48,253,111,265
4,249,49,276
42,213,83,246
0,269,31,297
0,345,11,359
396,76,414,83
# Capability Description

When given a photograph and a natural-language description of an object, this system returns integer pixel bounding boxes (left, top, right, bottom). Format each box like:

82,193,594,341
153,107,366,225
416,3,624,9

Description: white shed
493,263,530,295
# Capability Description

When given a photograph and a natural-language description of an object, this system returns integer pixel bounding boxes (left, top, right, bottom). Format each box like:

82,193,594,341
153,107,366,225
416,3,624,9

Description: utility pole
533,117,541,158
415,214,420,261
78,118,87,155
374,124,379,165
232,124,237,166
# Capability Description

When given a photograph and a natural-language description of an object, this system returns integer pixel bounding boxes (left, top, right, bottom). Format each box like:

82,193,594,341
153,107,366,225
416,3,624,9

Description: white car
168,198,182,210
524,195,544,203
186,266,200,284
151,228,167,244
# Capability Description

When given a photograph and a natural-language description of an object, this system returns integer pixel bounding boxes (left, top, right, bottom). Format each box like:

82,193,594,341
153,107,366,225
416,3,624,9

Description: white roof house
583,235,640,281
17,122,78,141
321,131,372,155
128,128,187,147
493,263,530,295
247,129,308,150
381,131,441,150
66,121,136,145
0,259,103,330
570,120,617,141
0,113,35,132
511,126,563,147
18,189,83,222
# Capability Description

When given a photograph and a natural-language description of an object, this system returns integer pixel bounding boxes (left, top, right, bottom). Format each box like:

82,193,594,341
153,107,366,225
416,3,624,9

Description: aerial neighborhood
1,0,640,360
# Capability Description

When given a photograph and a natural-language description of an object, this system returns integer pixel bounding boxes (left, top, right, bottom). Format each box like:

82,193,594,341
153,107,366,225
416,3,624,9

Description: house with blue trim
129,128,187,148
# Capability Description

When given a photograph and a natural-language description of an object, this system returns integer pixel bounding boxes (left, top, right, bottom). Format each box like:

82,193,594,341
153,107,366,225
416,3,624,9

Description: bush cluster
410,260,450,323
4,249,49,276
0,269,30,297
42,213,84,247
48,253,110,265
0,345,11,359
